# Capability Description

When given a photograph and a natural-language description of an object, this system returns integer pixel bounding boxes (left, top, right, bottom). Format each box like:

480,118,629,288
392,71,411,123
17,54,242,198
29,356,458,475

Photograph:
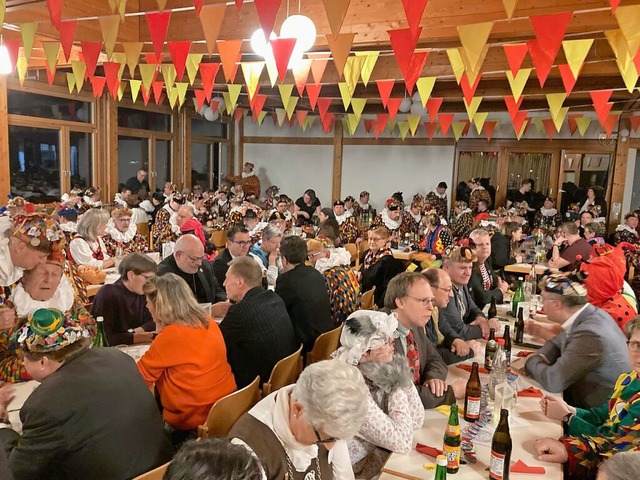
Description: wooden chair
197,376,261,439
262,345,303,397
361,286,376,310
210,229,228,250
628,262,635,284
136,222,150,243
306,325,343,365
344,243,358,266
133,462,170,480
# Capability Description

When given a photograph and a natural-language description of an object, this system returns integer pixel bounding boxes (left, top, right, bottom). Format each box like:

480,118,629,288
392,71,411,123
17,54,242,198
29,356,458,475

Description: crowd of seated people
0,170,637,479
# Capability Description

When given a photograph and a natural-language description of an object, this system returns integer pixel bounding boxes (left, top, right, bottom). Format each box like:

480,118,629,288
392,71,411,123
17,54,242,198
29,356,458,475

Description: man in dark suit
469,229,509,309
275,236,333,356
219,256,298,388
385,272,465,409
158,234,230,318
0,323,172,480
212,225,252,288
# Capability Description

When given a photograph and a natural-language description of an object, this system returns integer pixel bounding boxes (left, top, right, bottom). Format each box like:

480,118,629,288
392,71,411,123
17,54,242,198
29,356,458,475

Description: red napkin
456,364,489,375
416,443,442,458
511,460,546,474
518,387,543,397
516,351,534,358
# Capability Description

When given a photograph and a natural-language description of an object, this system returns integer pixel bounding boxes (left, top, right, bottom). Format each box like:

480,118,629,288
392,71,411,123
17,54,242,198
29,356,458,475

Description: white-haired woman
334,310,425,479
229,359,369,480
69,209,115,268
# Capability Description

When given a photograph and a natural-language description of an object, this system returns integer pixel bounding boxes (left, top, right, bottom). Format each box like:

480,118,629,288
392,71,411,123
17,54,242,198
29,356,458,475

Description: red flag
199,63,220,101
47,0,63,30
321,113,335,133
610,0,620,12
630,116,640,133
568,114,583,135
424,121,438,140
296,110,308,128
603,114,618,137
236,0,244,12
527,39,554,88
558,64,578,95
387,98,402,120
460,73,481,105
234,108,246,123
426,97,443,122
168,41,192,81
376,79,395,109
146,11,172,62
504,95,524,122
103,62,121,98
81,42,103,78
90,76,106,97
271,37,297,82
59,20,77,62
590,90,613,126
306,84,322,110
194,90,207,111
317,98,332,119
3,41,21,75
141,85,152,106
251,94,267,117
403,51,429,94
484,120,497,141
530,11,573,62
145,53,161,65
152,81,164,105
388,27,422,75
46,63,56,85
401,0,429,36
462,120,471,136
542,118,556,139
364,119,374,134
438,113,454,136
503,43,528,77
254,0,283,41
374,113,388,138
512,110,529,133
194,0,206,15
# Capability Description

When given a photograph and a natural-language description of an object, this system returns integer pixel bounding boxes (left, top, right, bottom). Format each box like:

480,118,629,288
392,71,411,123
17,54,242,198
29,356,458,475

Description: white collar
83,197,102,207
562,304,590,333
381,209,402,230
334,210,352,225
405,207,421,222
616,224,638,235
249,222,267,237
168,212,181,234
456,208,472,217
314,248,352,273
540,207,558,216
0,238,24,286
105,218,137,242
59,222,77,233
242,171,256,179
10,274,75,317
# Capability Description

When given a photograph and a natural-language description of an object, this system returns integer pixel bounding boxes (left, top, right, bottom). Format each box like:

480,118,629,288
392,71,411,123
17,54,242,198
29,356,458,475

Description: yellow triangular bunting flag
226,84,242,113
474,112,489,134
464,97,482,121
553,107,569,132
176,82,189,108
278,84,294,108
344,56,366,96
139,64,158,91
123,42,143,78
407,114,421,136
99,15,120,59
275,108,287,126
546,93,567,121
186,54,204,86
71,61,87,92
338,82,353,110
446,49,465,84
43,42,60,74
161,64,177,86
502,0,518,19
576,117,593,137
506,68,531,102
20,23,37,62
129,79,141,103
17,57,28,86
615,6,640,61
562,39,593,79
351,98,367,121
397,121,409,140
452,121,466,140
241,61,265,101
285,97,299,119
458,22,494,73
416,77,437,107
354,51,379,86
257,111,268,125
66,73,76,94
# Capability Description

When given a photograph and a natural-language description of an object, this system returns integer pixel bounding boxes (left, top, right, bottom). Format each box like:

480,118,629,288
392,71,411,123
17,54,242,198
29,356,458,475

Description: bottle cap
96,316,104,323
518,276,524,280
436,454,447,467
497,338,505,346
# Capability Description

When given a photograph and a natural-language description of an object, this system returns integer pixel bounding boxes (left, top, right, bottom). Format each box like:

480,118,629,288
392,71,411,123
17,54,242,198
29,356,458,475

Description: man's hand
451,338,470,356
0,307,17,331
450,379,466,399
509,356,528,376
497,278,509,294
467,339,482,357
534,438,568,463
211,301,231,319
268,249,279,266
0,383,15,419
133,332,155,344
487,317,501,331
471,316,490,338
424,378,447,397
541,395,575,421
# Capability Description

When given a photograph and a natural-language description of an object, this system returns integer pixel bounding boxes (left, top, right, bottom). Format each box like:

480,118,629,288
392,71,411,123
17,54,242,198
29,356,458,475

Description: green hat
16,308,89,353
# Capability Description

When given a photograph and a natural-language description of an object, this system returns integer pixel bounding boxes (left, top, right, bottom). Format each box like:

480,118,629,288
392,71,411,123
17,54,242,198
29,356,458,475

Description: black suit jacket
0,349,172,480
219,287,298,388
212,249,233,288
469,260,503,309
490,232,516,271
158,254,226,303
275,265,334,355
439,284,485,342
360,255,405,308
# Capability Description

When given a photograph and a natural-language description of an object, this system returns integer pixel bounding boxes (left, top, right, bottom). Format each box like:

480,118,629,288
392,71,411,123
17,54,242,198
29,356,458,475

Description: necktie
454,286,467,318
480,263,491,291
406,331,421,384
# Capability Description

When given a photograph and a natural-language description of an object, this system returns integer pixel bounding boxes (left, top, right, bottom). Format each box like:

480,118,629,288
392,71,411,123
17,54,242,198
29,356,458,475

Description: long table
504,263,550,275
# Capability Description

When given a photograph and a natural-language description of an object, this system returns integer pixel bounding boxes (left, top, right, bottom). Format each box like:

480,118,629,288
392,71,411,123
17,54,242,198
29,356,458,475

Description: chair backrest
198,376,261,439
343,243,357,265
262,345,303,397
133,462,170,480
361,286,376,310
210,230,228,250
137,222,150,243
306,325,343,365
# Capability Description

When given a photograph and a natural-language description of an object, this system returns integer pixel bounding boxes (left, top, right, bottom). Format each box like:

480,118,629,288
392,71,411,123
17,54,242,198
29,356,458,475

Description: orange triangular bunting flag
460,73,481,105
326,33,355,79
484,120,497,141
503,43,528,76
200,63,220,100
527,39,554,87
199,4,226,55
529,11,573,62
504,95,523,122
403,52,428,94
386,98,402,121
306,84,322,111
308,54,329,84
590,90,613,126
145,11,171,61
99,15,120,59
59,20,77,63
123,42,144,78
542,118,556,139
168,41,191,81
630,115,640,133
377,79,395,109
194,90,207,112
438,113,454,136
90,76,106,97
425,121,439,140
604,114,619,137
292,59,312,96
218,40,243,82
427,97,443,122
152,81,165,105
322,0,352,37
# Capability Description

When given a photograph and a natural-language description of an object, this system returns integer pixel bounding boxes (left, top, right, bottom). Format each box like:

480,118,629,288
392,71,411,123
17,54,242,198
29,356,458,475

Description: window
8,91,92,123
118,108,171,132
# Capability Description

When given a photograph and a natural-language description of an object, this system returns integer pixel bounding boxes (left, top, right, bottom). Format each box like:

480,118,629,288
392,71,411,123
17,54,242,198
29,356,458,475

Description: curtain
457,151,498,184
508,152,552,194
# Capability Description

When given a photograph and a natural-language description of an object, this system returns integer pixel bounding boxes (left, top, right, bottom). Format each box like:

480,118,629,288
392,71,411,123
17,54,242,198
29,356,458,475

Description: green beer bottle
443,404,461,474
91,316,109,348
435,454,448,480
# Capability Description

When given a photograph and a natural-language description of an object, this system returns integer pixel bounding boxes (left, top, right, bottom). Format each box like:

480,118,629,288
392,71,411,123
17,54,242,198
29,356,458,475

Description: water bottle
489,338,507,400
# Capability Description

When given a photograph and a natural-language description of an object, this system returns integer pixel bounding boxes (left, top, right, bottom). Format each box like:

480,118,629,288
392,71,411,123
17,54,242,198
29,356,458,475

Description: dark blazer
490,232,516,271
469,260,504,309
275,265,334,355
219,287,298,388
525,304,631,409
360,254,405,308
212,248,233,288
0,348,173,480
158,254,226,304
438,284,485,342
393,324,455,408
425,312,474,365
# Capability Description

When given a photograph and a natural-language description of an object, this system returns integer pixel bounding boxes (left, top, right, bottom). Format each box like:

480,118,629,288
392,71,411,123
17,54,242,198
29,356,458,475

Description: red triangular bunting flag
388,27,422,75
271,37,297,82
374,113,388,138
568,114,583,135
306,84,322,110
236,0,244,12
200,63,220,101
542,118,556,139
438,113,454,136
168,41,191,81
141,85,152,106
401,0,429,36
387,98,402,121
234,108,246,123
46,63,57,85
590,90,613,126
376,79,395,109
251,94,267,117
426,97,443,122
90,76,106,97
484,120,497,141
317,98,332,119
144,53,161,65
462,121,471,136
47,0,63,30
460,73,481,105
603,114,618,137
558,64,578,95
363,119,374,134
152,81,165,105
630,116,640,133
610,0,620,13
404,51,429,94
103,62,121,98
503,44,528,77
296,110,308,128
194,0,206,15
253,0,282,40
4,41,20,75
513,110,529,133
81,42,103,77
425,121,438,140
146,11,172,62
530,11,573,62
218,40,243,82
504,95,524,122
210,100,220,113
59,20,77,62
321,113,335,133
194,90,207,111
527,39,554,87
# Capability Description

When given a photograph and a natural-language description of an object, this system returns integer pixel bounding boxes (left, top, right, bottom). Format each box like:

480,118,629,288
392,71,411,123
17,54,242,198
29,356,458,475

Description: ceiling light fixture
0,43,12,75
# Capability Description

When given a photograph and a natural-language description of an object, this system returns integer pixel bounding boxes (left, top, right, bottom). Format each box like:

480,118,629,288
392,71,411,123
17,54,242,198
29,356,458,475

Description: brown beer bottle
464,362,482,422
515,307,525,344
502,325,512,368
488,297,498,319
443,403,461,473
489,409,512,480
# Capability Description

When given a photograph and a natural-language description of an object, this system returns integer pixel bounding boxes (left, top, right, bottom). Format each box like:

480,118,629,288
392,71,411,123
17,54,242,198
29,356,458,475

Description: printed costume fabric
103,234,149,258
322,266,360,326
150,208,177,252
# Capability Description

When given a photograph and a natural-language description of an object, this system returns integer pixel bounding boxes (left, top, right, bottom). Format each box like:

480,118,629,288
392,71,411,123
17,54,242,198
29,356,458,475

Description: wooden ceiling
4,0,640,115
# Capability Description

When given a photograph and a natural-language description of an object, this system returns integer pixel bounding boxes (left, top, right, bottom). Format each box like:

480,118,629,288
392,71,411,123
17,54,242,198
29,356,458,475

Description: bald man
157,234,229,318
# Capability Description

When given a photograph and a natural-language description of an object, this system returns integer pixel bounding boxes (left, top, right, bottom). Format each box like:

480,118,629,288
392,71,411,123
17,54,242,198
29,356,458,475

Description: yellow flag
285,97,299,119
351,98,367,122
257,111,268,125
446,49,465,84
108,0,117,13
71,60,87,92
458,22,494,73
118,0,128,21
562,39,593,79
464,97,482,121
416,77,437,107
139,64,157,91
458,45,488,84
112,53,127,78
606,30,632,73
20,23,37,61
66,73,76,94
397,121,410,140
388,120,396,134
227,84,242,113
344,56,366,96
123,42,143,78
546,93,566,121
354,51,379,86
167,87,179,109
156,0,167,10
241,61,265,101
620,60,639,93
502,0,518,19
265,56,279,87
304,116,316,130
407,114,421,136
506,68,531,102
175,82,189,109
43,42,60,74
553,107,569,132
118,83,125,101
576,117,592,136
615,5,640,60
129,79,142,103
161,64,177,86
99,15,120,59
452,121,466,140
186,54,204,85
17,57,28,86
0,0,5,26
278,84,294,108
338,82,352,110
515,119,529,140
474,112,488,134
345,114,358,136
275,108,287,126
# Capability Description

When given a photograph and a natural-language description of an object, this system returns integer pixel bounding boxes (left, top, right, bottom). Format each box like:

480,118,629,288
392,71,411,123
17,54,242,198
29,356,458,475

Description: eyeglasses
179,251,205,262
138,273,155,281
405,295,436,306
231,240,252,247
435,286,452,294
627,341,640,352
368,237,384,242
312,425,337,445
